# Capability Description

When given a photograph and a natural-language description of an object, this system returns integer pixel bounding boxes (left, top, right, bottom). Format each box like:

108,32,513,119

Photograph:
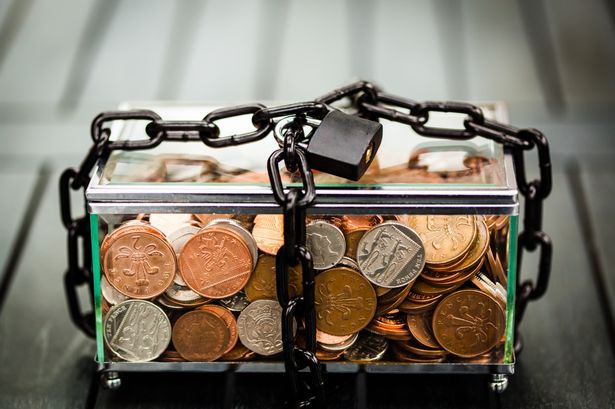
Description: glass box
86,103,517,377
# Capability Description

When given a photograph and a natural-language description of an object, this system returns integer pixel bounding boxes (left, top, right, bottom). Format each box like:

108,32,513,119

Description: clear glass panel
93,211,514,366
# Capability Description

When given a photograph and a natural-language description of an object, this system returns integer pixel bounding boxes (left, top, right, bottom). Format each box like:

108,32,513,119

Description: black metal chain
60,80,552,407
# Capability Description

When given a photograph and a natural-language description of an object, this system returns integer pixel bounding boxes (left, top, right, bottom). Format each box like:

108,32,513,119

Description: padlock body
306,111,382,181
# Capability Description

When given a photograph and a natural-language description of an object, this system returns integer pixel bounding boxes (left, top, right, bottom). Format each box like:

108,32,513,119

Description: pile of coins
100,212,510,364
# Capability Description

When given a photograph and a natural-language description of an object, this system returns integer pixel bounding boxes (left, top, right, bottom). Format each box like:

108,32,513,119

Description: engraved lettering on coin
306,221,346,270
179,227,252,299
103,227,176,299
103,300,171,362
343,332,389,362
357,222,425,288
432,289,505,358
314,267,377,336
172,309,230,361
408,215,476,266
237,299,294,356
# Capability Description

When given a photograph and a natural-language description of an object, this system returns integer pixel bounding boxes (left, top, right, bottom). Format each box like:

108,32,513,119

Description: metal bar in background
58,0,119,113
517,0,567,115
253,0,290,100
157,0,207,100
0,0,34,71
433,0,469,100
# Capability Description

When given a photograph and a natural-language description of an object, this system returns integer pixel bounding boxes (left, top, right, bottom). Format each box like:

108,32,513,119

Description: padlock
305,110,382,181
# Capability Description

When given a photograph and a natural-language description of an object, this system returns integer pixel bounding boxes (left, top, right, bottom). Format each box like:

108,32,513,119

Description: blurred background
0,1,614,408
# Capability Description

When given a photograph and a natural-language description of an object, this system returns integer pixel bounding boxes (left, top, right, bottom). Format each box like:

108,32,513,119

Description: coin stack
99,212,510,364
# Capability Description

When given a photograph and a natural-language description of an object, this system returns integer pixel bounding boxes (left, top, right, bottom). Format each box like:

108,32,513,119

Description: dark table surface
0,0,614,407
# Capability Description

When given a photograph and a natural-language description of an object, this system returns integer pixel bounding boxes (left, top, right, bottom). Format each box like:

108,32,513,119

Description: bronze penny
412,279,462,296
179,226,253,299
408,215,476,267
375,283,412,317
314,267,377,336
319,333,359,352
220,343,256,361
172,309,230,361
340,215,383,234
316,348,345,361
102,224,176,299
244,254,302,302
252,214,284,255
197,304,239,355
316,330,353,346
344,230,367,260
438,218,489,273
391,343,446,363
395,340,446,358
432,289,505,358
407,291,442,304
407,311,440,349
398,297,440,314
193,213,232,226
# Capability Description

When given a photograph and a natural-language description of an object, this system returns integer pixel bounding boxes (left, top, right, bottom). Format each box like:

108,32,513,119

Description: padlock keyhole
364,142,374,164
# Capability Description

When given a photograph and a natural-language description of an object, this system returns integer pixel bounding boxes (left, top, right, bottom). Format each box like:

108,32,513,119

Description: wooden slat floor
0,1,613,407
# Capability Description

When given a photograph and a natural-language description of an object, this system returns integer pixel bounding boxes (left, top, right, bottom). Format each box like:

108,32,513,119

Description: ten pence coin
104,300,171,362
314,267,377,336
179,226,253,299
172,309,230,361
102,225,176,299
432,289,505,358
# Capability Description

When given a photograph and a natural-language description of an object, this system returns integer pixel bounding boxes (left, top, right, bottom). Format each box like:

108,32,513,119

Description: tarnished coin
206,219,258,269
104,300,171,362
306,220,346,270
314,267,377,336
252,214,284,255
432,289,505,358
100,274,129,305
357,222,425,288
102,224,176,299
407,311,439,349
179,226,253,299
244,254,302,301
172,309,230,361
197,304,239,355
407,215,476,266
237,299,294,356
219,292,250,312
343,332,388,362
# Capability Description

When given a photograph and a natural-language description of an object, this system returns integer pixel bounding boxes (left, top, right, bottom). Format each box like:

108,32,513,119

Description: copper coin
220,343,256,361
102,224,176,299
391,343,446,363
179,226,253,299
172,309,230,361
375,284,412,317
340,215,383,234
314,267,377,336
395,340,446,358
344,230,366,260
316,348,345,361
197,304,239,355
244,254,302,301
252,214,284,255
432,289,505,358
398,297,440,314
433,218,489,273
319,333,359,352
193,213,232,226
408,215,476,266
412,279,462,296
316,330,354,346
407,311,440,349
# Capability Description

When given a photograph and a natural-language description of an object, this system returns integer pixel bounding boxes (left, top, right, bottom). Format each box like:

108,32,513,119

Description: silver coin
319,332,359,352
168,224,201,286
237,299,296,356
103,300,171,362
343,332,389,362
156,294,185,310
357,221,425,288
165,283,204,303
306,220,346,270
205,219,258,269
336,256,360,271
149,213,193,237
100,274,128,305
218,291,250,312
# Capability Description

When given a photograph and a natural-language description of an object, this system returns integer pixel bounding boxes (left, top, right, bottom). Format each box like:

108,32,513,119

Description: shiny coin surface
252,214,284,255
237,299,292,356
432,289,505,358
100,274,129,305
165,283,206,305
167,225,200,286
172,309,230,361
407,311,440,349
433,218,489,273
336,256,360,271
197,304,239,355
179,226,253,299
357,222,425,288
104,300,171,362
102,225,176,299
314,267,377,336
306,220,346,270
218,292,250,312
245,254,302,301
206,219,259,269
408,215,476,266
343,332,388,362
149,213,193,237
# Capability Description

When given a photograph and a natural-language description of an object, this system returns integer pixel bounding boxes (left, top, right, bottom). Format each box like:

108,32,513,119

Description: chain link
61,80,552,407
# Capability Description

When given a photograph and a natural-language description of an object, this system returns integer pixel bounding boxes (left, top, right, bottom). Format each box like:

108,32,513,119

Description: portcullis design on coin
357,221,425,288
